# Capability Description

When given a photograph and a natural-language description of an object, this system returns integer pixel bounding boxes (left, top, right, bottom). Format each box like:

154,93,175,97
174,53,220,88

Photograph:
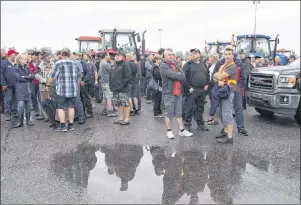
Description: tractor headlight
278,75,296,88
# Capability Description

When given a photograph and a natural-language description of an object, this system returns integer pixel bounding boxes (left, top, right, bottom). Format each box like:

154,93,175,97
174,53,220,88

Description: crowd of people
1,44,272,145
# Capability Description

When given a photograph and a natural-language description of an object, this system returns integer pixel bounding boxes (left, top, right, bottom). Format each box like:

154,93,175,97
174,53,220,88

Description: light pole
253,1,260,37
158,28,163,48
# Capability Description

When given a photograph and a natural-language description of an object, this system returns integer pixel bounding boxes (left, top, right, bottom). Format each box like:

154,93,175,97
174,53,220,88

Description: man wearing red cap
0,49,18,121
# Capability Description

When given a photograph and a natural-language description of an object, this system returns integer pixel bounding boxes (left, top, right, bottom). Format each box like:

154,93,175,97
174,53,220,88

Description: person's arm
204,63,210,91
34,67,47,84
123,63,132,87
46,63,59,86
160,63,186,81
15,67,28,82
0,62,8,87
92,64,98,85
181,62,192,90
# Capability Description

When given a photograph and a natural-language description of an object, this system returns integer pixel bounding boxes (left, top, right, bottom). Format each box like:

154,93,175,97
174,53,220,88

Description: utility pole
253,1,260,46
158,28,163,48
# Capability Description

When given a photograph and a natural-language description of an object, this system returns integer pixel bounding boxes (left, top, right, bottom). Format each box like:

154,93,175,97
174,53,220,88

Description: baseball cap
238,49,246,54
7,49,18,56
249,54,255,58
62,48,71,54
190,48,201,53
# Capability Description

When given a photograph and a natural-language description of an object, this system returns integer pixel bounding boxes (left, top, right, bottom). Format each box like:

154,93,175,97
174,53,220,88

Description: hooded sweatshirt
109,60,131,93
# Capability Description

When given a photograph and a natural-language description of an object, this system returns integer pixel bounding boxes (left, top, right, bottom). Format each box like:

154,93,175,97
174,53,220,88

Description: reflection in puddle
51,142,300,204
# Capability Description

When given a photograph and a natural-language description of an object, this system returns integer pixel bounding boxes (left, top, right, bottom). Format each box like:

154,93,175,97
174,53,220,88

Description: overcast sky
1,1,300,54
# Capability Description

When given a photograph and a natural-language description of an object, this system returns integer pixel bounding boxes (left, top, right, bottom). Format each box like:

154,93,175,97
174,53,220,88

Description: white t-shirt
209,63,216,81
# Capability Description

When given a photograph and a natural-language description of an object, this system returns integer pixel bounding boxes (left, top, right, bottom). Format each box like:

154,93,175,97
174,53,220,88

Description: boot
26,114,34,126
13,115,24,128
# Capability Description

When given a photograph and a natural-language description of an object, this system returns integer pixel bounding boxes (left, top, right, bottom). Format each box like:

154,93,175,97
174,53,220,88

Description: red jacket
28,63,38,85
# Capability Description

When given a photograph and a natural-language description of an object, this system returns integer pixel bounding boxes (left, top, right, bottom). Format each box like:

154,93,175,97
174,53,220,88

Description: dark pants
153,91,162,115
137,82,142,110
184,90,206,127
94,82,103,102
80,85,93,115
4,87,18,116
17,100,31,123
146,77,153,101
234,85,245,129
141,77,146,96
31,83,39,111
75,99,85,121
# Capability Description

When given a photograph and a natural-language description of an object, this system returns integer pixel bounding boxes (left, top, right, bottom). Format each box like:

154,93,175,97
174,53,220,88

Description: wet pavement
1,100,300,204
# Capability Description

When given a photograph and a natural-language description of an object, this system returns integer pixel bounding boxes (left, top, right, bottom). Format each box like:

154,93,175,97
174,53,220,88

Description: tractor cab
75,36,102,53
235,34,272,59
273,48,294,65
98,28,141,61
206,41,231,59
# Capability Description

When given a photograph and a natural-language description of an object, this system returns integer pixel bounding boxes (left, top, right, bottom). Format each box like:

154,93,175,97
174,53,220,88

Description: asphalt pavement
1,98,300,204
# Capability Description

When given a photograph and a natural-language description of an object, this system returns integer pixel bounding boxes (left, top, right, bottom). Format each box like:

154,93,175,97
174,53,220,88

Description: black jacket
152,64,162,87
182,60,209,90
109,60,131,93
140,59,146,77
127,60,139,84
1,59,17,87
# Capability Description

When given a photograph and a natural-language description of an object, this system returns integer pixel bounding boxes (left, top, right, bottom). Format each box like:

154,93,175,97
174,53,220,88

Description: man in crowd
110,51,132,125
289,55,296,64
206,53,219,125
274,56,283,66
46,48,81,132
1,49,18,121
94,52,103,104
213,47,237,144
28,50,40,116
140,55,147,98
145,54,154,104
100,52,117,117
182,48,209,132
126,52,140,116
54,51,63,63
250,54,257,69
35,48,55,122
160,48,193,139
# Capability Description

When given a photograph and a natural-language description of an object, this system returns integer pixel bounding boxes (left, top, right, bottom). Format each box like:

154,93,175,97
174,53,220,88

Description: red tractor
76,28,157,61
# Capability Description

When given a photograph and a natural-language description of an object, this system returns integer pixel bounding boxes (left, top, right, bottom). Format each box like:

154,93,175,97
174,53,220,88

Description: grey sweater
99,62,111,84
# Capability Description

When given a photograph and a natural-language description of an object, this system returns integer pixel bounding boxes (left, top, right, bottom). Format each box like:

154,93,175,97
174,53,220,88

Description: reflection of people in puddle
181,149,208,204
102,143,143,191
206,145,246,204
51,143,99,188
162,152,184,204
149,146,167,176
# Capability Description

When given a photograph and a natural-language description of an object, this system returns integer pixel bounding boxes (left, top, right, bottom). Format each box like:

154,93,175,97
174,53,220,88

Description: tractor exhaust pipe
142,30,147,57
273,34,279,66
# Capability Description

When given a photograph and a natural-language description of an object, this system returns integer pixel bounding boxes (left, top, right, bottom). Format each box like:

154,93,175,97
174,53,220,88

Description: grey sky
1,1,300,54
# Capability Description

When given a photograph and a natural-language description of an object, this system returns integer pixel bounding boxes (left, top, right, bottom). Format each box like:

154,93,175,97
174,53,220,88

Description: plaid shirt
50,59,80,98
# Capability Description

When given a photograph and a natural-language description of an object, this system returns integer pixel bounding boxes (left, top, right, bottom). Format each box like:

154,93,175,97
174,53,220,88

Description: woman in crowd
13,54,35,128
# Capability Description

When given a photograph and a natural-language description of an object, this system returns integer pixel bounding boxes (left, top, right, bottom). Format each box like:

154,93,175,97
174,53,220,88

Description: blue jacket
1,59,17,87
209,84,231,116
14,64,35,101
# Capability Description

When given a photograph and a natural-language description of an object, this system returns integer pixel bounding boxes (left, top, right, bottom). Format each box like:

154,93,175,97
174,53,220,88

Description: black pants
153,91,162,115
184,90,206,127
80,85,93,115
94,81,103,102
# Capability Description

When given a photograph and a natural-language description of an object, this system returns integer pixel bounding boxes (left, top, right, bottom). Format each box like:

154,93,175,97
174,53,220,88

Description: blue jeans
234,85,245,129
18,100,31,120
4,87,18,116
31,83,39,111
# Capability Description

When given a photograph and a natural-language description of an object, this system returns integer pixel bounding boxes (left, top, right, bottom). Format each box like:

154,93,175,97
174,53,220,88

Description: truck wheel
294,105,301,125
254,108,274,117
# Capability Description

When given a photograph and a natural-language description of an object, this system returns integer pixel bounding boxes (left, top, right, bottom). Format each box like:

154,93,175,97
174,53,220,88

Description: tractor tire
254,107,274,117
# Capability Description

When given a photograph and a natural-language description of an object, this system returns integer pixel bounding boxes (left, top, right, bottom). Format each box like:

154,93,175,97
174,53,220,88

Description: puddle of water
50,143,300,204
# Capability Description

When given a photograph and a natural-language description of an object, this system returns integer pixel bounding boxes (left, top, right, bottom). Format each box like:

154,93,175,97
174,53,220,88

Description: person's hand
204,85,208,91
189,88,194,93
95,81,98,86
2,86,8,91
45,86,50,93
218,81,224,87
80,81,86,86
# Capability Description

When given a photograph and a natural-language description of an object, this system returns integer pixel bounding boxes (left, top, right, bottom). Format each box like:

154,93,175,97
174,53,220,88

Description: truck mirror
137,34,141,42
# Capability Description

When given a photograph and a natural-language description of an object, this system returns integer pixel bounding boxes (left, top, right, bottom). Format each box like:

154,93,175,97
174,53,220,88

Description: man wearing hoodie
160,48,193,139
110,51,132,125
1,49,18,121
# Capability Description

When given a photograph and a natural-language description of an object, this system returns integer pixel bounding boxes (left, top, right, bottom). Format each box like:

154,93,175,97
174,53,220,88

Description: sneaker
92,105,96,109
5,115,11,121
146,100,152,104
130,111,135,116
101,108,107,115
167,131,175,139
215,131,227,139
107,111,118,117
120,120,130,125
238,128,248,136
197,124,209,131
218,136,234,144
54,126,68,132
179,130,193,137
134,110,139,115
154,114,163,118
68,124,75,131
86,113,93,118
